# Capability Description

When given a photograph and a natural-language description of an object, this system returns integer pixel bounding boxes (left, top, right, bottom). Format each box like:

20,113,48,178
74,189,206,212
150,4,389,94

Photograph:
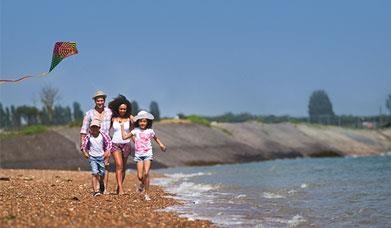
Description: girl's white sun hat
134,110,154,121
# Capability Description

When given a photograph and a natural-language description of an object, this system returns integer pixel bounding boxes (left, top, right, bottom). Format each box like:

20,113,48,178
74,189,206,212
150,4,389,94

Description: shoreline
0,169,215,227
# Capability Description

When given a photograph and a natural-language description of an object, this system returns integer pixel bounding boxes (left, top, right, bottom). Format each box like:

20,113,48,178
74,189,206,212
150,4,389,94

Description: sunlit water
153,154,391,227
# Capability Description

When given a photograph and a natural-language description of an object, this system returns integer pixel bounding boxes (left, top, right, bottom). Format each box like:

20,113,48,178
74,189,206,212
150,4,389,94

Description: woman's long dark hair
108,94,132,118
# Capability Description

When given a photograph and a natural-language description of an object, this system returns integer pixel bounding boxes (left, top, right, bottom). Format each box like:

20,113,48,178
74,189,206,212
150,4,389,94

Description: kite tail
0,72,49,84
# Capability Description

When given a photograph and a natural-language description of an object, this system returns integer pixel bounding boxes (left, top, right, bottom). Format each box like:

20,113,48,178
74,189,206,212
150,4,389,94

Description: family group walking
79,90,166,201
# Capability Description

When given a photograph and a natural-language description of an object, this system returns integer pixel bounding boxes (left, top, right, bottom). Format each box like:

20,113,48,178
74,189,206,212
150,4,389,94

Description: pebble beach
0,169,214,227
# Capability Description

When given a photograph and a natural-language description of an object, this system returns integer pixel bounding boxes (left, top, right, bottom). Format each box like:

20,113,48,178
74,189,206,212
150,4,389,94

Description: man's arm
80,133,86,150
82,149,89,159
80,135,90,158
80,111,91,149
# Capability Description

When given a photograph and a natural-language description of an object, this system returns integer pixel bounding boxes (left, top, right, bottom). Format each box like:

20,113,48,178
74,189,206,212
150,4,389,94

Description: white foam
380,151,391,156
235,194,247,199
153,172,212,187
262,192,285,199
165,172,212,180
265,215,306,226
152,177,175,186
288,215,307,226
300,183,307,188
165,181,217,199
288,189,298,194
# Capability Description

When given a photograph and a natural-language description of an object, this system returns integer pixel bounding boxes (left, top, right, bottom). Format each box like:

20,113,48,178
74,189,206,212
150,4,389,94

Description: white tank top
111,121,131,144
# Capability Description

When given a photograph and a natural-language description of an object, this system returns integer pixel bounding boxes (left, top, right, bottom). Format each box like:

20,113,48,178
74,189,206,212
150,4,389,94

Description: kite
0,41,78,84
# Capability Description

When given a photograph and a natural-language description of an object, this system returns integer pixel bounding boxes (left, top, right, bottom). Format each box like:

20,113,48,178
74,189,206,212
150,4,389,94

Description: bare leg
112,151,124,194
136,161,144,192
136,161,144,182
91,175,95,193
121,154,129,184
92,174,99,193
103,156,109,193
143,160,152,193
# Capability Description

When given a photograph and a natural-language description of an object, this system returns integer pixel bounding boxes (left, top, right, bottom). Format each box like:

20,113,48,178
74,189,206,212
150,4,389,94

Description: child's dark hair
108,94,132,118
135,119,153,129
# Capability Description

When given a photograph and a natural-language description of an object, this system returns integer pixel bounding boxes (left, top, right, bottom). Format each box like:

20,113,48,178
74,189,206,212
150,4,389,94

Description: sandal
138,183,144,192
93,192,101,197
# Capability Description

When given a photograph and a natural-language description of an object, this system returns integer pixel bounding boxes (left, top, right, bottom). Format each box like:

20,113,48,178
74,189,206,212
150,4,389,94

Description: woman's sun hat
134,110,154,121
92,90,107,100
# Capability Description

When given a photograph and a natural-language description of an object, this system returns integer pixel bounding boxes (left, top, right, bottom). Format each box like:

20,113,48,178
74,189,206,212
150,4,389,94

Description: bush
186,115,210,127
68,120,83,128
20,125,47,135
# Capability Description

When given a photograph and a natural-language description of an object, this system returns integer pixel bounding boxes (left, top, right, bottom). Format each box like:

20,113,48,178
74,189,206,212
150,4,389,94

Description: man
80,90,112,193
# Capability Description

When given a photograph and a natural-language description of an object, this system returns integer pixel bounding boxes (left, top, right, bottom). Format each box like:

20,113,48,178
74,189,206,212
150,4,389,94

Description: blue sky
1,0,390,117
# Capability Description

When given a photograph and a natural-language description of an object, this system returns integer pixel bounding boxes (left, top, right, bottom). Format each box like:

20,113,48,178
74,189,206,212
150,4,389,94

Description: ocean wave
153,172,212,186
165,172,212,179
262,192,285,199
235,194,247,199
265,215,307,226
379,151,391,156
166,181,217,196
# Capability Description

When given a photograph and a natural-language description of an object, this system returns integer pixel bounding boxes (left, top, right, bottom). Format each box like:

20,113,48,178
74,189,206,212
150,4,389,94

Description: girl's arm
153,135,167,152
120,121,133,140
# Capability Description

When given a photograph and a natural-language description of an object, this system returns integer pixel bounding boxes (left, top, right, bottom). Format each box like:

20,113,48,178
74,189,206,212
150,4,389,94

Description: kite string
0,72,49,84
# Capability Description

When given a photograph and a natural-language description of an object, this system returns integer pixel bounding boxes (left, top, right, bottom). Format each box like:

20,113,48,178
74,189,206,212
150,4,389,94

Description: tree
5,107,11,129
40,85,60,123
308,90,335,123
131,100,139,116
177,113,185,119
73,102,84,121
386,93,391,115
16,105,39,126
39,109,50,125
0,103,5,128
149,101,160,121
52,105,72,125
10,105,20,128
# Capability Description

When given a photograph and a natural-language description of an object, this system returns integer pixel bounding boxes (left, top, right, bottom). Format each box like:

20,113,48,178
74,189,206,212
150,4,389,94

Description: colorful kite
0,41,78,84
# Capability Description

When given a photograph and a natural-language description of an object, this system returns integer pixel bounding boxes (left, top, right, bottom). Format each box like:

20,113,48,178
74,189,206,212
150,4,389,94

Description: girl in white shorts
120,110,166,201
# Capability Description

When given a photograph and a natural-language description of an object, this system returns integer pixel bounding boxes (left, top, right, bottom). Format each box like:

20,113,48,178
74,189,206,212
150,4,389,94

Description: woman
108,95,134,194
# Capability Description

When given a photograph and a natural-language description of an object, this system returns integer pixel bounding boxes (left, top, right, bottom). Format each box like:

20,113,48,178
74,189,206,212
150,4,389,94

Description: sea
153,154,391,227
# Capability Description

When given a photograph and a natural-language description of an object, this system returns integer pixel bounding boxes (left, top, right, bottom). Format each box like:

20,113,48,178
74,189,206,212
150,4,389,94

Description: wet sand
0,169,215,227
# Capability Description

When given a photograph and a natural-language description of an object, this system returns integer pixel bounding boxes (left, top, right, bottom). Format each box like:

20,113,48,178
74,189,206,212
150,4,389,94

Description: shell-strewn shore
0,169,214,227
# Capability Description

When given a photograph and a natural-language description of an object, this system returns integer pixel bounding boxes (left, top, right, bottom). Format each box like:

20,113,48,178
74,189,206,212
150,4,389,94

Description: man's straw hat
92,90,107,100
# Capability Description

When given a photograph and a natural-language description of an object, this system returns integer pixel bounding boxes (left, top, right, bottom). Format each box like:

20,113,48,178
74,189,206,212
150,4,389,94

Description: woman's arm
129,115,135,131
